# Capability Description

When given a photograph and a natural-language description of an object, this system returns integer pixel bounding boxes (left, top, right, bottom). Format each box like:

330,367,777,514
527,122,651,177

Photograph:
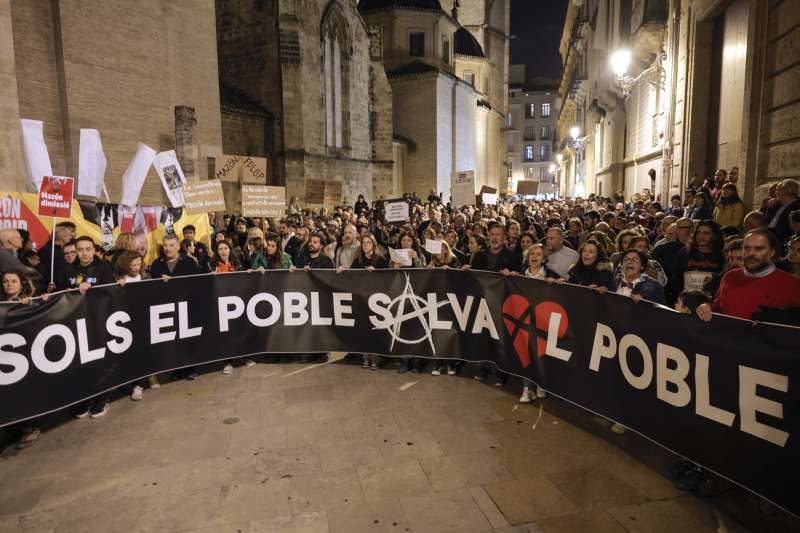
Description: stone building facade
216,0,396,206
359,0,509,201
555,0,800,208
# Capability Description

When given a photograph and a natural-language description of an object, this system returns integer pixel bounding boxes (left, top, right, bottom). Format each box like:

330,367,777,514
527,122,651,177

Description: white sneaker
245,359,256,367
536,386,546,399
447,367,456,375
148,375,160,389
431,368,441,376
611,423,627,434
519,387,531,403
222,364,234,374
362,357,370,369
131,385,143,401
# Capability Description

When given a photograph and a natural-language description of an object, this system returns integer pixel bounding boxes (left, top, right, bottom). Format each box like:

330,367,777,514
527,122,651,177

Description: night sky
509,0,569,82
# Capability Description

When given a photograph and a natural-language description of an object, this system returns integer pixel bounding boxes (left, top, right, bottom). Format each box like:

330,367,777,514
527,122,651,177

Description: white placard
77,129,107,198
153,150,187,207
20,119,53,193
451,170,475,207
424,239,443,255
481,193,497,205
389,248,412,267
385,199,409,223
120,142,156,207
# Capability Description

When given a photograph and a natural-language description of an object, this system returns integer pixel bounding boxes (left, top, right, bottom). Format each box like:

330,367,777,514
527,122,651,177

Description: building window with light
507,112,513,128
540,125,550,140
525,103,535,119
409,32,425,57
541,103,551,117
524,145,535,161
525,166,535,178
540,145,550,161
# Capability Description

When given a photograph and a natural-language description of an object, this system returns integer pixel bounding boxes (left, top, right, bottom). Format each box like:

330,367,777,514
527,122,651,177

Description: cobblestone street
0,357,724,533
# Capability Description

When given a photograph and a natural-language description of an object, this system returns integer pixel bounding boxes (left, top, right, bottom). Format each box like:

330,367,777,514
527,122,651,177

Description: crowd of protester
2,173,800,492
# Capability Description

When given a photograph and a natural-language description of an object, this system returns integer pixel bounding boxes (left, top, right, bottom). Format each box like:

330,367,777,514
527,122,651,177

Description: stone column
175,105,197,178
0,0,26,191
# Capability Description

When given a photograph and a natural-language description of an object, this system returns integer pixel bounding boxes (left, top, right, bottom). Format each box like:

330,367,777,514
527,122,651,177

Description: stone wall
220,110,268,158
10,0,223,204
0,0,25,191
391,74,438,196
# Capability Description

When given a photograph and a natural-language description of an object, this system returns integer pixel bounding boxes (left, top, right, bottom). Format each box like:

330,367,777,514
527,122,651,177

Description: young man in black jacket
63,236,116,418
295,233,334,270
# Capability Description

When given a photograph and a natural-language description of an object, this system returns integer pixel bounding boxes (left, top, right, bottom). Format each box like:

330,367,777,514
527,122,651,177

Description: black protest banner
0,270,797,515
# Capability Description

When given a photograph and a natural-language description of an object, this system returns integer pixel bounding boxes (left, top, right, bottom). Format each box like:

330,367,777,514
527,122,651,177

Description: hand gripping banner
0,270,797,515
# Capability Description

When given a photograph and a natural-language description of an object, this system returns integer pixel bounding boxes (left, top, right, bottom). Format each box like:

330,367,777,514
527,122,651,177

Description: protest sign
424,239,443,255
182,180,227,214
481,193,498,205
38,176,74,218
323,181,342,211
241,157,268,184
516,180,539,196
389,248,412,266
215,155,243,182
153,150,187,207
384,199,409,223
242,185,285,218
451,171,475,207
305,179,326,204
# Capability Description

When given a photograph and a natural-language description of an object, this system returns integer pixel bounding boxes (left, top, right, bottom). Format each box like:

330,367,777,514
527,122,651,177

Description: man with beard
296,233,334,269
697,229,800,321
278,219,302,264
334,224,360,269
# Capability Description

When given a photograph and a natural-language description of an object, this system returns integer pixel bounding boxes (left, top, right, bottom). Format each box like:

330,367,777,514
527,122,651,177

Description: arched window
321,2,351,150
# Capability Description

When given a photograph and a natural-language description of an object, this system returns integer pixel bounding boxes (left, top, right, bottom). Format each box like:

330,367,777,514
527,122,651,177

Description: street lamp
556,153,563,163
568,126,589,152
610,47,665,99
548,164,556,174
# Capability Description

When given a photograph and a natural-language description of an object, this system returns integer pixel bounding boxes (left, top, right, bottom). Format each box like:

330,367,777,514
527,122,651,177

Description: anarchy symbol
373,274,449,355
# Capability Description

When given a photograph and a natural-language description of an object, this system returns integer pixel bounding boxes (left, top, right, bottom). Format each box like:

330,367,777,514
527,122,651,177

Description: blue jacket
614,274,667,305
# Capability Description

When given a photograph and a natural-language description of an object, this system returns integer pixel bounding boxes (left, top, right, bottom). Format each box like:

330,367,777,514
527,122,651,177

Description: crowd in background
2,171,800,491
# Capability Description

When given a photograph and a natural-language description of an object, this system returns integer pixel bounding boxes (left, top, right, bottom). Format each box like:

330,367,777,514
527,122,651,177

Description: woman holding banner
392,230,425,373
349,233,388,370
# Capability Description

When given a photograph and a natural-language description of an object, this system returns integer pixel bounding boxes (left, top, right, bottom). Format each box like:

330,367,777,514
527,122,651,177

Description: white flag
77,129,107,198
20,119,53,193
120,142,156,207
153,150,186,207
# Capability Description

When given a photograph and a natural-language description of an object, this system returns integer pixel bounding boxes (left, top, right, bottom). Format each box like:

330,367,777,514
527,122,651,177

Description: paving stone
545,466,648,510
255,446,322,477
287,419,345,448
483,476,578,525
212,479,293,524
402,488,492,532
430,426,502,455
290,468,364,513
376,428,445,463
420,452,512,491
285,385,334,405
356,458,434,502
317,438,382,472
327,497,411,533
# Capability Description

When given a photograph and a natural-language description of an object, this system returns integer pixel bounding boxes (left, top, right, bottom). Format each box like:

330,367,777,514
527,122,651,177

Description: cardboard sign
241,156,268,184
182,180,227,214
451,171,475,207
323,181,342,210
305,179,326,204
516,180,539,196
481,193,498,205
38,176,74,218
215,155,243,182
385,199,409,223
479,185,497,195
242,185,285,218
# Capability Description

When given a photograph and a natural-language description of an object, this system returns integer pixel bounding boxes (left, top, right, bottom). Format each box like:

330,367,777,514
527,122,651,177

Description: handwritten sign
182,180,227,214
215,155,242,182
242,185,285,218
385,199,409,223
241,157,268,184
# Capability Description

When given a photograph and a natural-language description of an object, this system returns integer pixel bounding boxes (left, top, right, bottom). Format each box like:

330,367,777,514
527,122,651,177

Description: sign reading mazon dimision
0,270,797,515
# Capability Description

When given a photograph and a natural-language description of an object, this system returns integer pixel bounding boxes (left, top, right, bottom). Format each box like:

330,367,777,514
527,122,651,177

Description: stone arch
321,1,352,151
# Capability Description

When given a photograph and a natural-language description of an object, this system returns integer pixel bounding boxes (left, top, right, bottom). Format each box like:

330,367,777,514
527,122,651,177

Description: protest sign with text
182,180,227,214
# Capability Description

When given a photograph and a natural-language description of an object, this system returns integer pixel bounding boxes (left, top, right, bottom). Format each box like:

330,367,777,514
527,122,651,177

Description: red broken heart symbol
503,296,569,368
502,294,532,368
